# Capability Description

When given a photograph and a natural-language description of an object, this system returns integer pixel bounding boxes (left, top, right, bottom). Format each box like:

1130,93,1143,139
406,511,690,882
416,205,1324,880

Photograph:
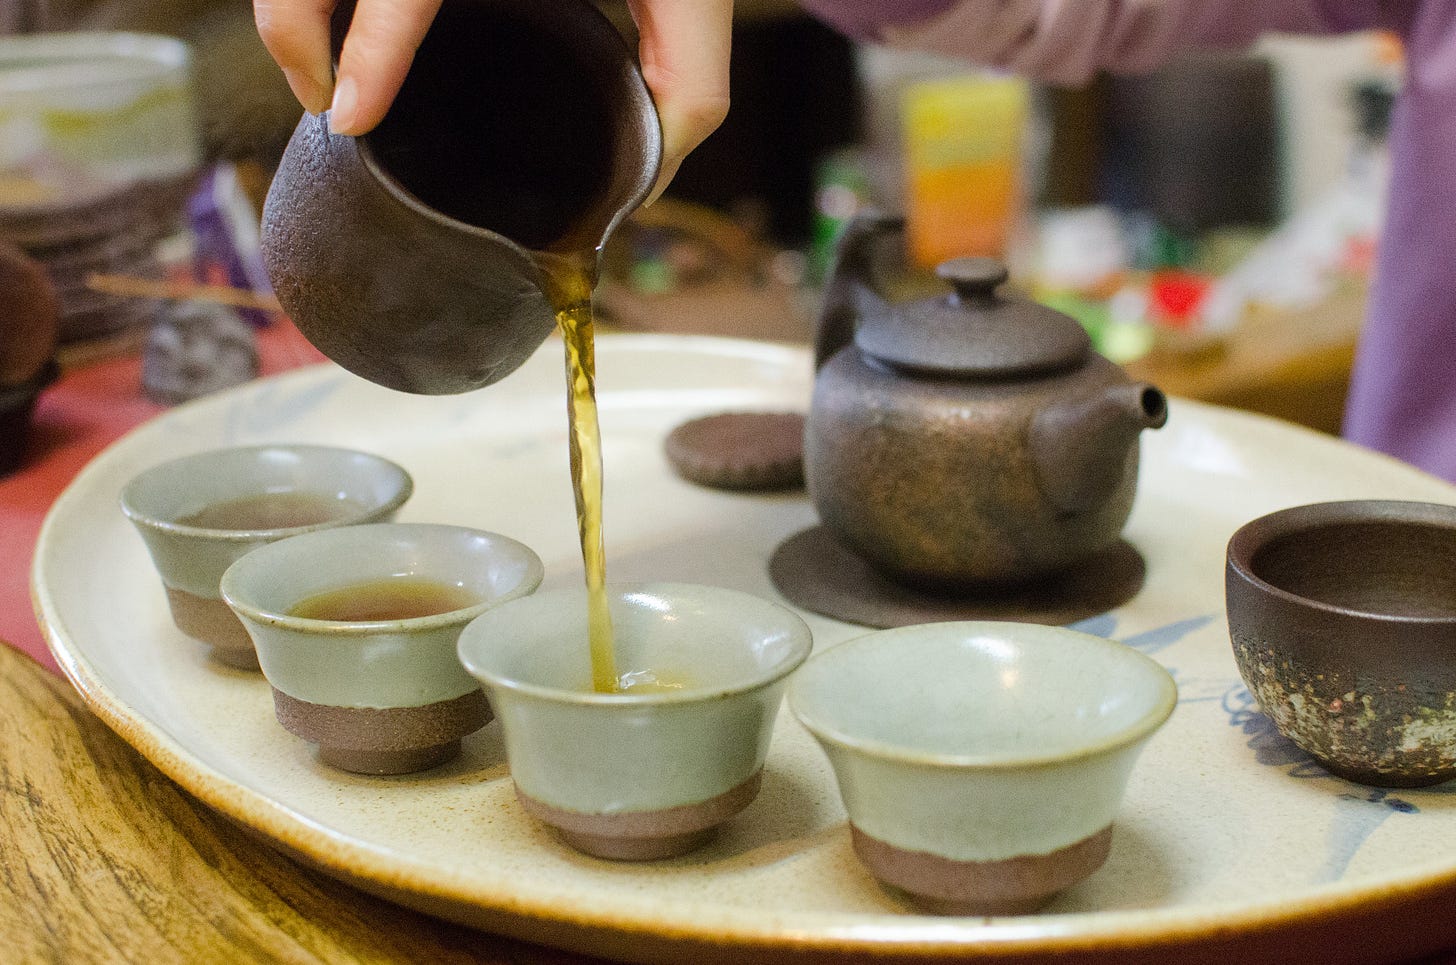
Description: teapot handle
814,210,905,369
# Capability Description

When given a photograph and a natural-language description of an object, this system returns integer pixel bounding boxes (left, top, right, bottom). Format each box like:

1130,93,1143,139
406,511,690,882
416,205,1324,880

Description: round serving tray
34,335,1456,963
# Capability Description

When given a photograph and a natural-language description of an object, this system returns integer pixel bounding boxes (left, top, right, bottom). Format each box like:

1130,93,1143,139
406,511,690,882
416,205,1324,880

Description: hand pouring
261,0,662,395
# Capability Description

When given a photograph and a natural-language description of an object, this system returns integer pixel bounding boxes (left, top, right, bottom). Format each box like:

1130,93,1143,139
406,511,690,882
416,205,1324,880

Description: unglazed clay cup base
164,587,259,669
851,824,1114,916
518,770,763,860
272,687,492,775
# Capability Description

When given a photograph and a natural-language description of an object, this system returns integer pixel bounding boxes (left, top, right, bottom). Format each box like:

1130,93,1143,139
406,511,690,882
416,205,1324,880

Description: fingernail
329,75,359,135
282,67,329,115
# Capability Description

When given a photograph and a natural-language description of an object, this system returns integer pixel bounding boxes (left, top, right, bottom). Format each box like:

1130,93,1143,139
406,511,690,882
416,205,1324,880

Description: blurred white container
0,33,202,342
0,32,199,203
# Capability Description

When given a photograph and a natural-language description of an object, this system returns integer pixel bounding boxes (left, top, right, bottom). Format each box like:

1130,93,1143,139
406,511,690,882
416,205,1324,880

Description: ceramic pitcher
261,0,661,395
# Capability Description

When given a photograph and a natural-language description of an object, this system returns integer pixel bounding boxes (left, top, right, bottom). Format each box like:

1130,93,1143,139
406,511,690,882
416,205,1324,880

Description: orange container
901,74,1029,268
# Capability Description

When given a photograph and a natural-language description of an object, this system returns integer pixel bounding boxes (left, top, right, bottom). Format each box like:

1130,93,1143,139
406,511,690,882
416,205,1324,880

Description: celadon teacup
457,582,813,859
789,621,1176,915
221,522,544,774
120,444,413,669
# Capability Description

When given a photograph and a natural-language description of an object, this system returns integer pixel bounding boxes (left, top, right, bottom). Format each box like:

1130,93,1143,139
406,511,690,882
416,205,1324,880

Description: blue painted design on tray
1220,684,1430,882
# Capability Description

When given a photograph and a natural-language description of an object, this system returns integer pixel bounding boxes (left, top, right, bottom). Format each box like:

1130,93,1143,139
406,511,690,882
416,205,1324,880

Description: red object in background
1148,270,1213,329
0,320,324,674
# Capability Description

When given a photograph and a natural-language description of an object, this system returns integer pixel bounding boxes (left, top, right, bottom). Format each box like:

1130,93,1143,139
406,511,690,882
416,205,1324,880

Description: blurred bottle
900,73,1030,268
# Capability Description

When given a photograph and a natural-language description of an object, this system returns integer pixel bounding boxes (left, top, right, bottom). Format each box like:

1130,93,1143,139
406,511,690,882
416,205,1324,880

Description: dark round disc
769,526,1146,629
664,411,805,491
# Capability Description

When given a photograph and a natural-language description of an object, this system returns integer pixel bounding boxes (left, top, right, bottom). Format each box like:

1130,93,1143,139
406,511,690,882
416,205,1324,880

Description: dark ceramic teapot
262,0,661,395
806,212,1168,589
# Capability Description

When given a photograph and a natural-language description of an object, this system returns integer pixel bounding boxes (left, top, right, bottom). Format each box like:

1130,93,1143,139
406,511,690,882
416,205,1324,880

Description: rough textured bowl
789,621,1176,915
221,523,544,774
457,582,813,860
1227,499,1456,787
119,445,412,669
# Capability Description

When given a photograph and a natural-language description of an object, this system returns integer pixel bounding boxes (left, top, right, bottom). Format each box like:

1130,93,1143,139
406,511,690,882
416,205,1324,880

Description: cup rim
219,522,546,635
458,581,813,705
1226,499,1456,625
788,622,1177,771
118,444,414,542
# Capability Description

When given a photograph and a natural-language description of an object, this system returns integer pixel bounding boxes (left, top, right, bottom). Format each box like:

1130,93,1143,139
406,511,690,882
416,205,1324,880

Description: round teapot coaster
664,411,805,491
769,526,1146,629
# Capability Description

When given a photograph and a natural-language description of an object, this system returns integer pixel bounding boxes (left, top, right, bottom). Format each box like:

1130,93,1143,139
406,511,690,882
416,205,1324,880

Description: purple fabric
800,0,959,40
1344,3,1456,481
799,0,1456,481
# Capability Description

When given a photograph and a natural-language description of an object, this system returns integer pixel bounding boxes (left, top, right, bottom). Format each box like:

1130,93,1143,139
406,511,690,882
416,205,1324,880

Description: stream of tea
537,252,694,696
535,252,618,693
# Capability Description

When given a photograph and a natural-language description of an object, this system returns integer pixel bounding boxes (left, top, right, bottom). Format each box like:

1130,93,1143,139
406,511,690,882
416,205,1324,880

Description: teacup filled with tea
221,521,544,774
120,444,413,668
457,582,812,859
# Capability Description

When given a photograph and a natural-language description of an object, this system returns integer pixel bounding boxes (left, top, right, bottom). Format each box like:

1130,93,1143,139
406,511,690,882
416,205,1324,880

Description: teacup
120,444,412,669
221,522,544,774
457,582,813,859
1227,499,1456,787
789,621,1176,915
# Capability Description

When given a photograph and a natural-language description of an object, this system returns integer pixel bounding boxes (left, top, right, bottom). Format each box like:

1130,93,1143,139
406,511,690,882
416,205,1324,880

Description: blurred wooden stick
85,273,283,313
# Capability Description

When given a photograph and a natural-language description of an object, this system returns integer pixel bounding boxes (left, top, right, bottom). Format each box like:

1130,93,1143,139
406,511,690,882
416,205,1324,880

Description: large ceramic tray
35,335,1456,963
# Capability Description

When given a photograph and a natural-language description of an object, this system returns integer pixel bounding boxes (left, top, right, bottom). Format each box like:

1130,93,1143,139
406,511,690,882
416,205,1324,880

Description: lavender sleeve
797,0,1391,84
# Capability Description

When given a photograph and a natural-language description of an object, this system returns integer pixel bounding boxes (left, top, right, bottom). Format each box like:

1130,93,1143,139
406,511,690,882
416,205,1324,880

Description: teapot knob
936,257,1008,302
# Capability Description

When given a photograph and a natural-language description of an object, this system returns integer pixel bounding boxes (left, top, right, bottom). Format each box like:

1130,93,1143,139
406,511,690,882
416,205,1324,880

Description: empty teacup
789,622,1176,915
1227,499,1456,787
221,522,544,774
457,582,813,859
120,444,412,669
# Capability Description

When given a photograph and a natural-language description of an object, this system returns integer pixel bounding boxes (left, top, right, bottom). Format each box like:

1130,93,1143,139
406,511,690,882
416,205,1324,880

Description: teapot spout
1030,383,1169,513
814,209,904,369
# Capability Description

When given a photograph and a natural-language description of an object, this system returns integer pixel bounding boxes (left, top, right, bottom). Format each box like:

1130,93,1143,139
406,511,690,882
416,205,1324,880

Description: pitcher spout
1030,383,1169,514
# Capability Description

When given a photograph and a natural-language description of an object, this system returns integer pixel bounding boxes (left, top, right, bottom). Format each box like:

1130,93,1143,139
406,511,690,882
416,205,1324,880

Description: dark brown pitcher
261,0,661,395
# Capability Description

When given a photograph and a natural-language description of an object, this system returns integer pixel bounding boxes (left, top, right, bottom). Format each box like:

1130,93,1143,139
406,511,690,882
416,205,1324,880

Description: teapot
261,0,661,395
806,211,1168,589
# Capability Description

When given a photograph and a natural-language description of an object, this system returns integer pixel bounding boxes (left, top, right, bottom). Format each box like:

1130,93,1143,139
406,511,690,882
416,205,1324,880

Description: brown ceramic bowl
1226,500,1456,787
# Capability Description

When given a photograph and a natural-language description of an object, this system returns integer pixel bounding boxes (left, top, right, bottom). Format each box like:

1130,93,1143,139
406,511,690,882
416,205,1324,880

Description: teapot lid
854,258,1090,377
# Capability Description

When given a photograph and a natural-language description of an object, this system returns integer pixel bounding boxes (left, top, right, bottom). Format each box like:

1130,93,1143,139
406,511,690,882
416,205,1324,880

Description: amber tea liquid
289,578,479,621
535,251,618,693
176,491,357,531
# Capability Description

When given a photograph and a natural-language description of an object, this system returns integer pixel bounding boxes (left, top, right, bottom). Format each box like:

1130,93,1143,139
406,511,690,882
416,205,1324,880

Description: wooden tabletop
0,641,605,963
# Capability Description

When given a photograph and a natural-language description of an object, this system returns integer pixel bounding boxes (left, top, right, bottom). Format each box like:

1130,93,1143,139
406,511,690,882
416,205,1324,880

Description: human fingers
329,0,443,135
626,0,734,203
254,0,337,114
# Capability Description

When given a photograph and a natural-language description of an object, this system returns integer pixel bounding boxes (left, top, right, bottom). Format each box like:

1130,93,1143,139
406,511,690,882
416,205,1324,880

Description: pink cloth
2,322,324,674
801,0,1456,482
